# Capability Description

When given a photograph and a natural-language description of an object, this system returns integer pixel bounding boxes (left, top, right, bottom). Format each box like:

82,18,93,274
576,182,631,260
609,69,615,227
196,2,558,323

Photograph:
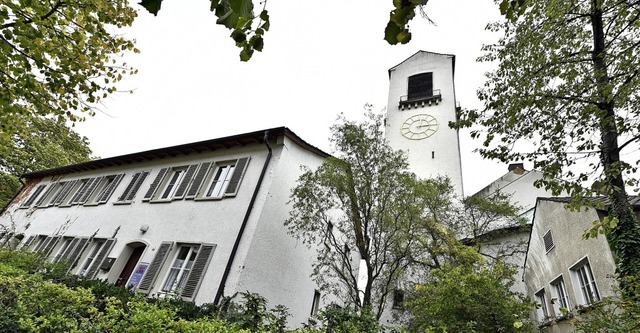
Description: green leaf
240,48,253,61
138,0,163,16
216,10,239,29
230,29,246,43
384,22,401,44
229,0,253,18
250,36,264,51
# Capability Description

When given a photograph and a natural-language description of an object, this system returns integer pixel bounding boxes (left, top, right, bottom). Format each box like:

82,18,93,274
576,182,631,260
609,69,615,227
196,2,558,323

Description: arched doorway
115,242,146,287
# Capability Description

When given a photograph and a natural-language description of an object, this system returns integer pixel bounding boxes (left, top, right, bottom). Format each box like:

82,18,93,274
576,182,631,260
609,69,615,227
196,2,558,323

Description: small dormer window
400,72,442,109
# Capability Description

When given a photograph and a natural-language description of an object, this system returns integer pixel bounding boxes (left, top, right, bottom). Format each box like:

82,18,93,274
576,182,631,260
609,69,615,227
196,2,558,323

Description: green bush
405,262,535,333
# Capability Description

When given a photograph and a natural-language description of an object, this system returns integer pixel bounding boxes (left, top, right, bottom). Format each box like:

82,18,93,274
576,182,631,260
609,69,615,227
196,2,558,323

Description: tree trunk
590,0,640,289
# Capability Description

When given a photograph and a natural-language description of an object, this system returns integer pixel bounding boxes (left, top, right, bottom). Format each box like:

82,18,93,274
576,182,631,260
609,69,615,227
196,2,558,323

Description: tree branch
1,1,66,30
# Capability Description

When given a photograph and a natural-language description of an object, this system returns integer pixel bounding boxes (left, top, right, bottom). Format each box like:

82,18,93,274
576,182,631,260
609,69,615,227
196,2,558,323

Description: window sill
112,201,132,205
193,196,224,202
149,199,173,204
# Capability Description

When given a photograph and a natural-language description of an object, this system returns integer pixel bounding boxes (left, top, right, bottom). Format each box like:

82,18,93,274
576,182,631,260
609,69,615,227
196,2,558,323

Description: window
85,174,125,205
68,178,93,205
138,242,216,301
21,184,47,208
76,239,115,278
543,230,555,252
392,289,405,309
143,158,250,202
407,72,433,101
551,276,570,314
535,289,549,321
162,245,199,293
204,163,235,198
191,158,250,200
31,235,49,252
34,183,60,207
143,165,199,201
310,290,321,316
57,237,91,272
571,259,600,305
116,171,150,203
79,240,106,276
160,168,187,200
52,238,73,263
49,181,77,206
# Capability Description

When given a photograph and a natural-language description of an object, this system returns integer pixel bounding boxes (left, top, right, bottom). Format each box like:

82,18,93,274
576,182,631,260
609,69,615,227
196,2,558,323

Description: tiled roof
22,127,330,179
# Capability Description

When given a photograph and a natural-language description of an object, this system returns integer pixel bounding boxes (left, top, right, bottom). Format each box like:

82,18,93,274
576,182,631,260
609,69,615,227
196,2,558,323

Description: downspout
214,131,273,305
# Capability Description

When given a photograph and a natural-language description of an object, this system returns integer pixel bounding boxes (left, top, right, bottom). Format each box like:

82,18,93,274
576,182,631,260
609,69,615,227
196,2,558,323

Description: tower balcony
399,89,442,110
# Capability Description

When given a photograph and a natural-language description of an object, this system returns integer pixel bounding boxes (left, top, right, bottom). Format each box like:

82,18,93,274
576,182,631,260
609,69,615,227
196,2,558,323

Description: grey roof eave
22,127,330,179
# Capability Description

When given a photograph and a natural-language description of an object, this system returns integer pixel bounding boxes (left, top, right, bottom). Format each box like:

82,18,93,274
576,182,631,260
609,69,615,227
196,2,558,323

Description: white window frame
157,167,188,201
550,275,570,315
85,174,123,205
52,238,73,263
161,245,199,294
310,290,321,316
201,162,236,199
535,288,549,322
31,235,48,252
570,258,600,305
78,240,106,276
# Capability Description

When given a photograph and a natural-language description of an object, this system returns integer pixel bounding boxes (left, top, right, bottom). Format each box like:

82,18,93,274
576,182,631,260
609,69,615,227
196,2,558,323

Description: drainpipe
214,131,273,305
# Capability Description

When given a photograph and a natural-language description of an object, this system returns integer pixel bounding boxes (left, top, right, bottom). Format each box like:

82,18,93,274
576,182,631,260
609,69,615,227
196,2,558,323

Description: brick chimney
508,163,525,174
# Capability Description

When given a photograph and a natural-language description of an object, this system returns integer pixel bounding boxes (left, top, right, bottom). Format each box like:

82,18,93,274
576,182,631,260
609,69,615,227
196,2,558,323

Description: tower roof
388,50,456,78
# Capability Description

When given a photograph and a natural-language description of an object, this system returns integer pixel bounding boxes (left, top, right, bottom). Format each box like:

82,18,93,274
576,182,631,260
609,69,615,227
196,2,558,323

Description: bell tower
385,51,464,196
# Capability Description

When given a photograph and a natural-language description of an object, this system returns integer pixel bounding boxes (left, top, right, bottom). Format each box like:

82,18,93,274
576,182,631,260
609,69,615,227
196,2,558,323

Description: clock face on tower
401,114,438,140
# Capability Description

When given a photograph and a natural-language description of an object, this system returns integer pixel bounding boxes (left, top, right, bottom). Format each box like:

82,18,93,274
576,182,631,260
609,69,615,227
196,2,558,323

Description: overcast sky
74,0,509,196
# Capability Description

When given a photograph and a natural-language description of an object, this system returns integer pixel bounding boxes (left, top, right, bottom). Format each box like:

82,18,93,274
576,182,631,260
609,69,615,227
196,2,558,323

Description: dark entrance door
116,246,145,287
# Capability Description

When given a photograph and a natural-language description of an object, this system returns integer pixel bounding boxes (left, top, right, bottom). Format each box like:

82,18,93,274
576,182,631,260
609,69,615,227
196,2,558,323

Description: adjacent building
523,197,630,332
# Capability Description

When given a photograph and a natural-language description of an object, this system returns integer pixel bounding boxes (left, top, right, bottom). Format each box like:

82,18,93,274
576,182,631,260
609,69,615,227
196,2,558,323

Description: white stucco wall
474,169,555,216
219,135,328,326
385,51,464,197
0,133,328,327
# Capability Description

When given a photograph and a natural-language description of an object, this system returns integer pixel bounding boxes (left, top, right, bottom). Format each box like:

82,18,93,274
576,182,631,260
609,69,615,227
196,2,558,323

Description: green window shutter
51,180,78,206
225,157,250,197
86,239,116,279
34,236,53,252
21,235,36,249
68,179,88,204
173,164,199,199
186,162,211,199
79,177,104,204
118,172,140,202
143,168,169,201
126,171,149,201
97,174,124,204
34,185,56,207
22,185,46,207
181,243,216,301
65,238,90,273
137,241,173,294
42,236,62,257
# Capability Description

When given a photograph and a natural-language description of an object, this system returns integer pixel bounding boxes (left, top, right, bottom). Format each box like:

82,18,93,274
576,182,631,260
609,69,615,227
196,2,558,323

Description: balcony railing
399,89,442,110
